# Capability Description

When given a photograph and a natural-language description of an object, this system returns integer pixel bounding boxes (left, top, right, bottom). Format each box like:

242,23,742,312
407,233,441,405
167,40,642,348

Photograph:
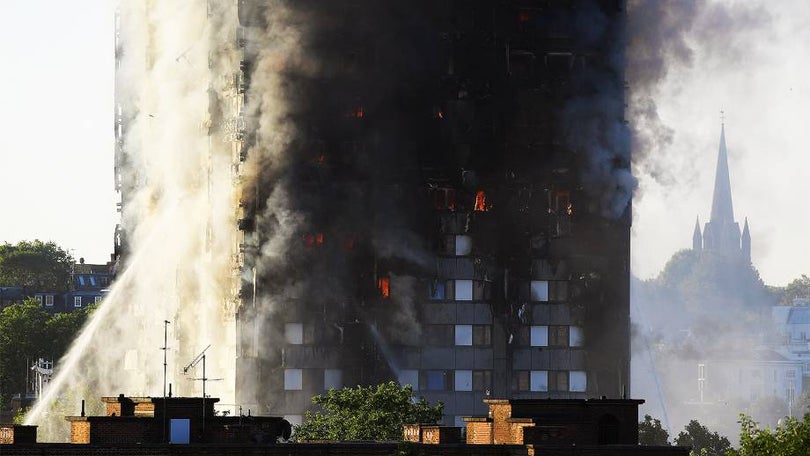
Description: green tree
293,381,443,442
674,419,732,456
0,299,94,408
0,299,50,406
639,414,670,445
729,414,810,456
778,274,810,304
0,240,73,292
749,396,789,429
45,306,93,361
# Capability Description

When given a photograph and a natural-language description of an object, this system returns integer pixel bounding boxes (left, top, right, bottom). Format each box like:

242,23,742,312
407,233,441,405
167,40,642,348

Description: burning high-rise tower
28,0,632,438
233,0,632,425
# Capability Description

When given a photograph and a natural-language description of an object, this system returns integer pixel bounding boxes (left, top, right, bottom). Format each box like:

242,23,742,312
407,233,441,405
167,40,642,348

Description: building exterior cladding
231,0,632,426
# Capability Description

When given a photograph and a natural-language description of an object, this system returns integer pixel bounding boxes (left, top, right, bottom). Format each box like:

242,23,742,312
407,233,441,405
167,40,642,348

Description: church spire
693,216,702,251
700,122,745,257
742,217,751,262
710,123,735,224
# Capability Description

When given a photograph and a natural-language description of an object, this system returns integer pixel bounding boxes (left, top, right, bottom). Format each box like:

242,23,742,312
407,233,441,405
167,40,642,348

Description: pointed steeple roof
710,124,735,224
693,216,702,251
742,217,750,238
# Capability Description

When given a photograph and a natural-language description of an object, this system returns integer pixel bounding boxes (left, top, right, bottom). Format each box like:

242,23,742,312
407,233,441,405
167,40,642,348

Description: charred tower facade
234,1,632,425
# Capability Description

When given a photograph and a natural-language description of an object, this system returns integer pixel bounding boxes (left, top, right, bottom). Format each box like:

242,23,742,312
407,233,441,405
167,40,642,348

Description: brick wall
490,403,513,444
509,421,532,445
91,418,154,445
104,403,122,417
0,442,531,456
403,424,421,442
466,421,493,444
0,426,14,444
70,421,90,444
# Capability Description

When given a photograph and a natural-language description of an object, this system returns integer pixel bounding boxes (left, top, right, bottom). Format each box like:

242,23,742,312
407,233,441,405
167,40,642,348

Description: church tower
693,124,750,262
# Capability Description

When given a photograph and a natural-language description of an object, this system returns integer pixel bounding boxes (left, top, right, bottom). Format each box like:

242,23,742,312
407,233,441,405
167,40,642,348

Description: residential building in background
0,258,110,313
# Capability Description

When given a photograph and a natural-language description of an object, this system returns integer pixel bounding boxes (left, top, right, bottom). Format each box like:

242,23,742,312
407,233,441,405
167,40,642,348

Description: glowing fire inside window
304,233,325,247
554,191,571,216
434,188,456,211
474,190,490,212
354,106,364,118
378,277,390,298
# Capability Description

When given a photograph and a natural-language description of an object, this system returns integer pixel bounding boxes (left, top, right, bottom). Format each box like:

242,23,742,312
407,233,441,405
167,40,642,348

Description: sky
0,1,807,285
0,1,117,265
631,1,810,286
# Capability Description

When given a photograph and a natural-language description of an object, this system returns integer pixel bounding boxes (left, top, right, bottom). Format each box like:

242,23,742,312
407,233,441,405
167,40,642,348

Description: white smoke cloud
27,0,242,440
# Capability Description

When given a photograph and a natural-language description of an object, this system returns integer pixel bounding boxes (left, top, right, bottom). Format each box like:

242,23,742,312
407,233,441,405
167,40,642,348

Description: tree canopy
778,274,810,304
674,419,732,456
729,413,810,456
639,414,670,446
293,381,443,442
0,299,93,407
657,249,770,312
0,241,73,292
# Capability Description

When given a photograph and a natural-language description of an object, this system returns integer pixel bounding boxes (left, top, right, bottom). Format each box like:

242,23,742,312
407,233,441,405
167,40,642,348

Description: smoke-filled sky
0,0,806,285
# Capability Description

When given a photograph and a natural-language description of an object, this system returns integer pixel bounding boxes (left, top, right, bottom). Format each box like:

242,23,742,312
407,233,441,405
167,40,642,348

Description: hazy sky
0,1,117,265
0,1,806,285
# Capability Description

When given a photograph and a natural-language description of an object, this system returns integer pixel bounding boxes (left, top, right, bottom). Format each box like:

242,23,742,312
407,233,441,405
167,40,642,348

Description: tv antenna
160,320,170,443
161,321,170,398
183,345,222,432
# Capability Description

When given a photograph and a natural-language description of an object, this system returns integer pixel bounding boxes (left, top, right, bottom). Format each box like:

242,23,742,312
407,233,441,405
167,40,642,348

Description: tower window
530,370,548,392
455,370,472,391
424,370,449,391
530,281,549,301
570,371,587,392
549,371,568,392
455,325,473,346
399,370,419,391
530,326,548,346
284,369,303,390
378,277,390,298
455,280,473,301
569,326,584,347
324,369,342,390
285,323,303,345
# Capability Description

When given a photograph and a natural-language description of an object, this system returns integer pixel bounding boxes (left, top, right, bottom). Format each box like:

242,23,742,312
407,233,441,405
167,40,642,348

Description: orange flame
474,190,490,212
378,277,390,298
